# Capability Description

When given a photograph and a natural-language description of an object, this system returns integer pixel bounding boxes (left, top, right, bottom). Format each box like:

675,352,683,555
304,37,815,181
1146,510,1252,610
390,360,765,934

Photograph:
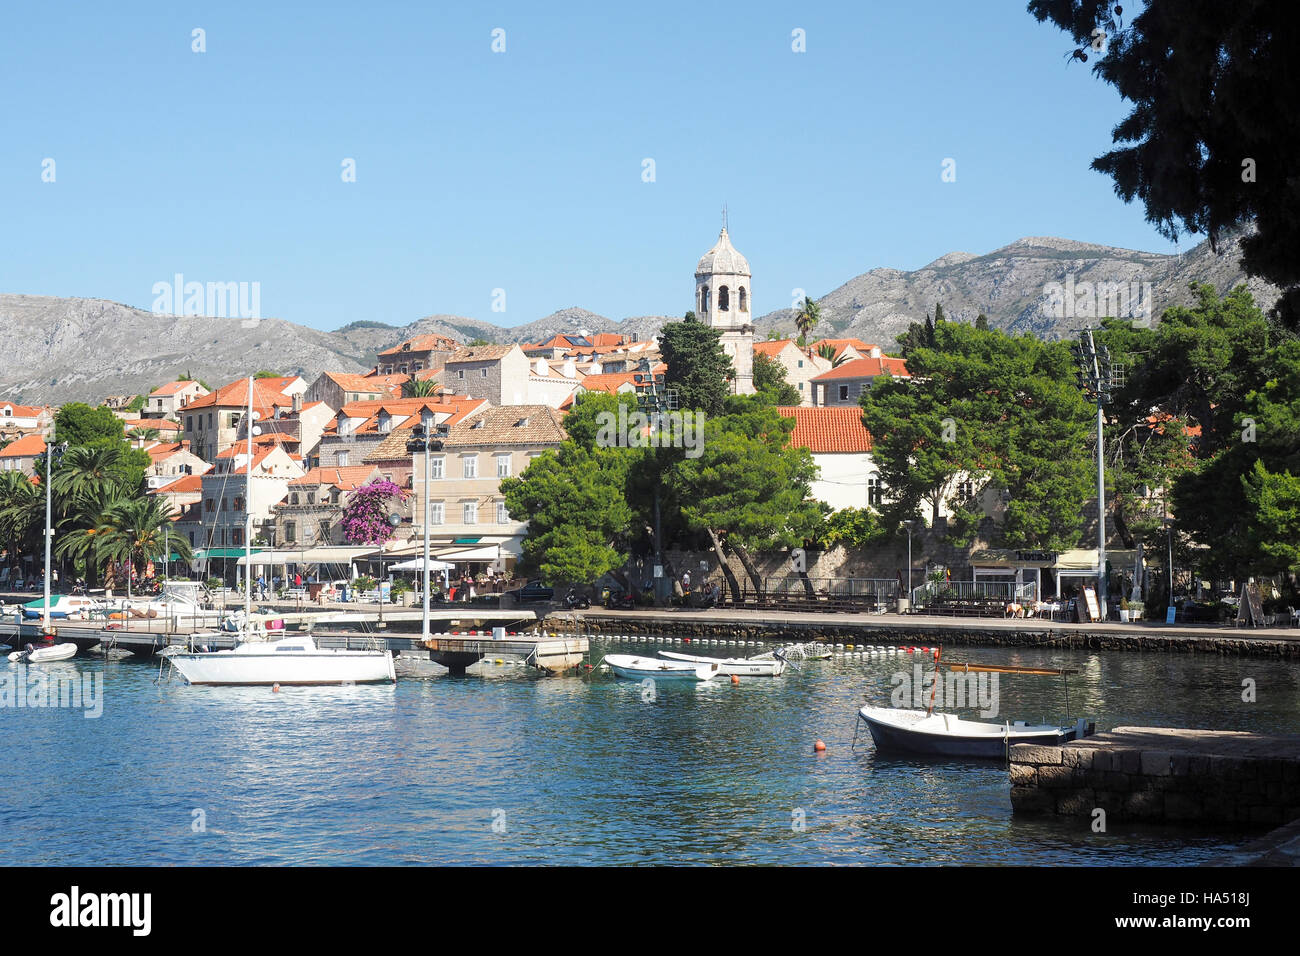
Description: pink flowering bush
340,480,407,545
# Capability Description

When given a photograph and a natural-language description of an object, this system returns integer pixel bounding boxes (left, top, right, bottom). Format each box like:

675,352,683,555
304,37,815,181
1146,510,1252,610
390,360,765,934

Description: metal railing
910,579,1039,609
720,576,898,611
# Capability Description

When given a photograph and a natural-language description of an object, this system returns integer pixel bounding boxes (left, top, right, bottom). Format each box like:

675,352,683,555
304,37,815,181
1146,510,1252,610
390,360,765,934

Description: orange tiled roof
754,339,796,357
810,356,909,382
578,372,640,393
377,334,460,358
0,433,47,457
149,380,201,397
0,403,49,417
184,378,291,413
777,406,873,453
154,475,204,494
288,465,379,489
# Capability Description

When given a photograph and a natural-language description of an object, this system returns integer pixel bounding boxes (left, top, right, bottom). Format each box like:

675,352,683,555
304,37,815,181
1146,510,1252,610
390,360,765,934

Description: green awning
452,537,481,545
195,548,266,558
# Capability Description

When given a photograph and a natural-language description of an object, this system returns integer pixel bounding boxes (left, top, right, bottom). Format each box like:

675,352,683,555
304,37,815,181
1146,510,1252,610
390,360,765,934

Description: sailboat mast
245,376,253,623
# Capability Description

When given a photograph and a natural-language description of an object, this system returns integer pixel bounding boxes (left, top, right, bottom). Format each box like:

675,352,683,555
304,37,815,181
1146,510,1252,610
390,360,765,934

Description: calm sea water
3,637,1297,866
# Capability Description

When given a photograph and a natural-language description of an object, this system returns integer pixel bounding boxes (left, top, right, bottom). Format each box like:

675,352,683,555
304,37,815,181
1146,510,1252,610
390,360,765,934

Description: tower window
700,287,710,314
738,286,747,312
718,286,730,311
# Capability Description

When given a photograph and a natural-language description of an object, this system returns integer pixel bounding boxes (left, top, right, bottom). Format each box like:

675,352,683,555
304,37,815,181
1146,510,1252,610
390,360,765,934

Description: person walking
681,569,691,595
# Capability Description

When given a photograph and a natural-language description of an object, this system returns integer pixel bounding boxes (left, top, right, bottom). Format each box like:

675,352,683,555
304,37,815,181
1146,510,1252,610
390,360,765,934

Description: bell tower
694,212,754,395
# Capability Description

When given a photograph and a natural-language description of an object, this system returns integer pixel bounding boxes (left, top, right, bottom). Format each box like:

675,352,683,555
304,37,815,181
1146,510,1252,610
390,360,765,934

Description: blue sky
1,1,1174,331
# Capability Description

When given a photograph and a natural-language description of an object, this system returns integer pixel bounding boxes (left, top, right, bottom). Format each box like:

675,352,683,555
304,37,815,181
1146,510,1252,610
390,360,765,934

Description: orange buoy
814,739,827,753
272,683,281,693
730,674,739,685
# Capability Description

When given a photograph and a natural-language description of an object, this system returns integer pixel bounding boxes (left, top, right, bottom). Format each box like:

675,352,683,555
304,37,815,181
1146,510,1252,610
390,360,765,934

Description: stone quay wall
1009,728,1300,827
551,613,1300,660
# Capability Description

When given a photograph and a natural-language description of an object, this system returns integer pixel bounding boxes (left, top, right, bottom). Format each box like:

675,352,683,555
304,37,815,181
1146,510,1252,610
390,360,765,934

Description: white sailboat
167,378,395,687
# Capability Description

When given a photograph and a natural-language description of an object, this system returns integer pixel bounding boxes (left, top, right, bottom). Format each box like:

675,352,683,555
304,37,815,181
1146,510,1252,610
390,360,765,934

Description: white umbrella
390,558,455,571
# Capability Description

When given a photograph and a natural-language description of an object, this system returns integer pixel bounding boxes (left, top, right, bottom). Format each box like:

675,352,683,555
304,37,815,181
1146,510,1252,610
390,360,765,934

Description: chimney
562,359,576,378
292,393,302,412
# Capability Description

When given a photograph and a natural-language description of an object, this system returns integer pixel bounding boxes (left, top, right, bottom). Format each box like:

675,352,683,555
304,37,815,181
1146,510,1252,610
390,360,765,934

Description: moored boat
857,705,1087,758
604,654,720,682
165,633,395,686
20,595,106,621
658,650,786,676
8,642,78,663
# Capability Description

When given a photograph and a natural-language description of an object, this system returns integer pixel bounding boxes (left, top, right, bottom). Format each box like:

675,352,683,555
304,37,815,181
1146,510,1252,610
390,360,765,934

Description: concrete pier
1009,726,1300,827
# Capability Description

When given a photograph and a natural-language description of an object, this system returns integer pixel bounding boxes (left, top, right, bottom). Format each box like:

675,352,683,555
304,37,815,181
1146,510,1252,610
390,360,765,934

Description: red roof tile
777,406,873,453
810,356,909,382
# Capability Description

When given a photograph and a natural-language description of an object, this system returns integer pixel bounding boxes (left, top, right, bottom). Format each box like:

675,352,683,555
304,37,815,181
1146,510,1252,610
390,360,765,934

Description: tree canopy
659,312,732,415
1029,0,1300,326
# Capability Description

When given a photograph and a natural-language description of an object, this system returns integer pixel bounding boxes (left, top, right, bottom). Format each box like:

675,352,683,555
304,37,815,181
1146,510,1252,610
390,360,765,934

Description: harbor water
3,637,1298,865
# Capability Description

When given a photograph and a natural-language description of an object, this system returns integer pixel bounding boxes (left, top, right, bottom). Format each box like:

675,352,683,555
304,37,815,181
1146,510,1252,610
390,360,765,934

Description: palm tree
794,296,821,345
127,427,161,446
0,470,42,577
402,378,440,398
89,497,193,588
816,342,852,367
51,444,134,505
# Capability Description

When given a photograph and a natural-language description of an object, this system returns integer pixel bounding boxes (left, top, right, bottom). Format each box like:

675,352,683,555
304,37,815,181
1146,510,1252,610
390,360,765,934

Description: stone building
694,225,754,395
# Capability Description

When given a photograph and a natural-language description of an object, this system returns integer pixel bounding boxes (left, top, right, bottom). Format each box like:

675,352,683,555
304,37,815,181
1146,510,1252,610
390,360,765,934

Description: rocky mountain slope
0,232,1274,405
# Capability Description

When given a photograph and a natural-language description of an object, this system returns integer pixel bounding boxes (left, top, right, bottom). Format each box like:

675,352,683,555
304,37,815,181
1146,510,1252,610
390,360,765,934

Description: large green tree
666,396,822,599
863,319,1094,549
1029,0,1300,327
659,312,732,416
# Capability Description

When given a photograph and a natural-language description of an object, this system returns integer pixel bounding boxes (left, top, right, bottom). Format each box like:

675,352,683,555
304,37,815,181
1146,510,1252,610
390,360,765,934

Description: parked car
509,580,555,603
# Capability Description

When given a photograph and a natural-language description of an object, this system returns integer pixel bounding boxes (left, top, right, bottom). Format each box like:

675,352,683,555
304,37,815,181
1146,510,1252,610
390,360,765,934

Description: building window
481,368,488,378
463,455,477,479
186,416,192,431
338,451,349,466
496,501,509,524
290,493,299,504
319,521,330,541
431,456,445,479
839,385,849,402
868,475,882,508
205,498,215,512
457,370,465,380
739,286,747,312
797,359,803,368
232,528,243,546
284,522,296,543
718,286,730,311
496,454,511,478
958,479,974,500
463,502,477,524
701,287,710,313
430,502,444,525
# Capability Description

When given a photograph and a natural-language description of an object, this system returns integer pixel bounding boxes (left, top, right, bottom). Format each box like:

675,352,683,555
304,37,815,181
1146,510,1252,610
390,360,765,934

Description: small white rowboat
8,643,78,664
658,650,786,676
604,654,720,682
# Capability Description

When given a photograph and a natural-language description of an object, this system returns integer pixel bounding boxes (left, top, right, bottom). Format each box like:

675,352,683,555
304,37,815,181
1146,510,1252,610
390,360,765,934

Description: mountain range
0,231,1274,405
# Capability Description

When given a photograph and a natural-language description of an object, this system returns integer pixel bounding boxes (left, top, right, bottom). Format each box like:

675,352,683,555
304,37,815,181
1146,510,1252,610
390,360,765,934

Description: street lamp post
40,441,69,633
901,519,916,610
1165,516,1175,619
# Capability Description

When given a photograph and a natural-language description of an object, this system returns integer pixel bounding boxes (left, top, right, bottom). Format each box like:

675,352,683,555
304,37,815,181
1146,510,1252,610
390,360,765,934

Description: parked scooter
564,588,591,610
